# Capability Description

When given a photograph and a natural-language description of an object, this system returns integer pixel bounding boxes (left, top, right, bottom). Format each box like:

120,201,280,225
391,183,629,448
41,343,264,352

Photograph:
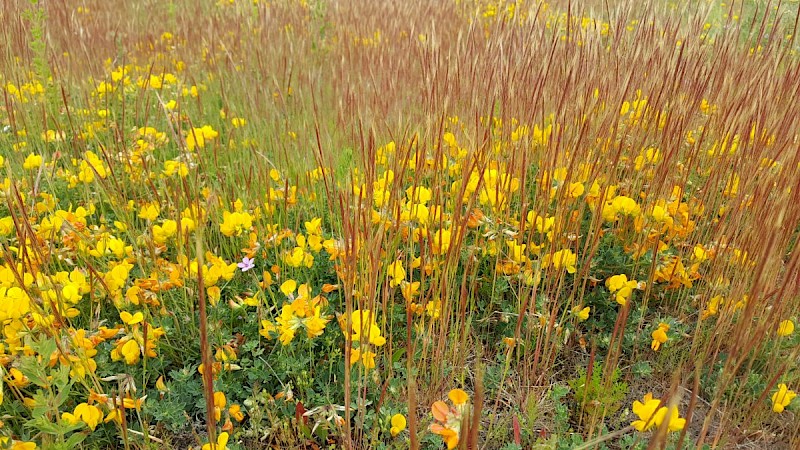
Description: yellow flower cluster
630,393,686,432
341,310,386,370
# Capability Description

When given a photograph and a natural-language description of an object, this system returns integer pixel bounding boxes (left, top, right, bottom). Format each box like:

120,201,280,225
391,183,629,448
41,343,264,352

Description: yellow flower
771,383,796,413
359,349,377,369
207,286,221,306
260,320,276,339
8,440,37,450
120,311,144,325
201,432,229,450
650,322,670,351
650,205,670,222
390,413,407,437
430,425,459,449
345,310,387,346
276,305,302,345
777,319,794,337
162,160,189,177
430,389,470,449
655,404,686,432
305,306,329,338
70,403,103,430
280,279,297,297
630,393,662,431
572,305,590,322
426,300,442,319
448,389,469,406
0,287,31,321
305,217,323,235
120,339,141,365
23,153,42,170
5,368,29,388
387,260,406,288
138,203,160,221
630,393,685,432
0,216,14,236
544,249,577,274
153,219,178,243
603,195,641,221
213,391,226,421
567,182,585,198
605,274,639,306
229,404,245,421
432,228,452,255
701,295,723,319
220,211,253,237
506,240,527,264
186,125,218,151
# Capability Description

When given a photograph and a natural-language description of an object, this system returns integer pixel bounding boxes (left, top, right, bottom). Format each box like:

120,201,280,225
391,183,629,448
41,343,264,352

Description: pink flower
237,257,255,272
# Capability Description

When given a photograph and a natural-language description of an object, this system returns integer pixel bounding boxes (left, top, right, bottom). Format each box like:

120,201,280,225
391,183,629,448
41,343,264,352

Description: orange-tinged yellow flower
430,424,459,449
229,404,245,422
448,389,469,405
431,400,450,422
567,181,585,198
430,423,458,450
213,391,227,421
430,389,470,450
6,367,29,388
650,322,670,351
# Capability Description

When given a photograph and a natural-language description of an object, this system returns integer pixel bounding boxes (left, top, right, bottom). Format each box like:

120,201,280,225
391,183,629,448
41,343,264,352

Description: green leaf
18,356,49,388
65,432,87,447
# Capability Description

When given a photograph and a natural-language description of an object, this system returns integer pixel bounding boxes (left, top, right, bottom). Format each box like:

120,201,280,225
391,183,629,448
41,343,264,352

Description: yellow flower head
572,305,590,322
448,389,469,406
201,432,229,450
777,319,794,337
631,393,662,432
650,322,670,351
605,274,639,306
390,413,407,437
630,393,685,432
544,249,577,274
772,383,796,413
387,260,406,288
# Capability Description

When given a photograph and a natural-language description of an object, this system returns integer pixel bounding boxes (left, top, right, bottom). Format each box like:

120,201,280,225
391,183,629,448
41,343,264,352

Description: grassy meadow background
1,0,799,448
